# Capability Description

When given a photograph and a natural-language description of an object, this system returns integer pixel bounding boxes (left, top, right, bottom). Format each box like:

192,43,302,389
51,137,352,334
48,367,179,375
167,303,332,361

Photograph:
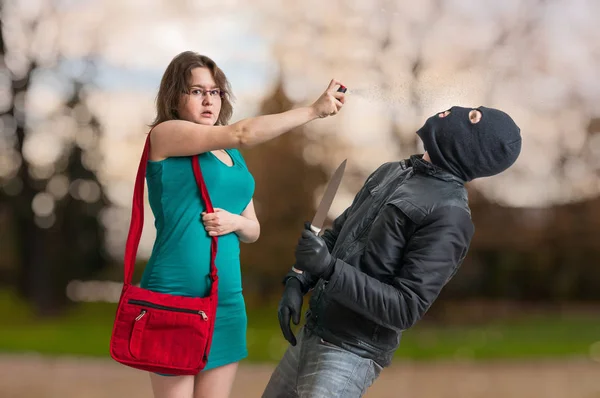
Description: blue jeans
262,327,382,398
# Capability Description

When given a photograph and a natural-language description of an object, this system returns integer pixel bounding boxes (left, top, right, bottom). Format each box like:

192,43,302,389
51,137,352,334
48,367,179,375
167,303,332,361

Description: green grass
1,290,599,363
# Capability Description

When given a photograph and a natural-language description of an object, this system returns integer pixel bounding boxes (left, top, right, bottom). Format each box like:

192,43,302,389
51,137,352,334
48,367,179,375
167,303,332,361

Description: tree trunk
0,13,108,316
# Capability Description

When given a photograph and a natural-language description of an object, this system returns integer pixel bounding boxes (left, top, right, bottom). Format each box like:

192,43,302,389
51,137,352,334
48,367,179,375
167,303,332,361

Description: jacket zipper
341,174,407,259
341,202,385,259
128,299,208,321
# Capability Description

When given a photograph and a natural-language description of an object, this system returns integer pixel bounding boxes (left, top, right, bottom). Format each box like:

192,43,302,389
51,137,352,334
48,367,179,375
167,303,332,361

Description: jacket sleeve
325,204,474,331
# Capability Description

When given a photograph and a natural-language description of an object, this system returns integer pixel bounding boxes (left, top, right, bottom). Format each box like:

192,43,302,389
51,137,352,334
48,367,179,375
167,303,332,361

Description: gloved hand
278,277,304,346
294,222,336,280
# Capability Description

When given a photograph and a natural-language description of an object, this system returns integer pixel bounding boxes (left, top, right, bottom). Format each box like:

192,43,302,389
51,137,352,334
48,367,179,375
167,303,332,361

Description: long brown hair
150,51,234,127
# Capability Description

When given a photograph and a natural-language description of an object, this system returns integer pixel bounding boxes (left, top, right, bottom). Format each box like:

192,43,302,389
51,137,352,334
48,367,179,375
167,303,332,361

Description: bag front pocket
126,299,211,369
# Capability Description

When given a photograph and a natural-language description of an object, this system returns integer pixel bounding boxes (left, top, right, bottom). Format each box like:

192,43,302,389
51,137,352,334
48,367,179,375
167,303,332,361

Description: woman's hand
311,79,347,118
201,208,240,237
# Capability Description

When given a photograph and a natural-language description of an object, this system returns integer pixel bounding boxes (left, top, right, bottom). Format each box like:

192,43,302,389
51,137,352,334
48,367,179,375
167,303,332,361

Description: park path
1,355,599,397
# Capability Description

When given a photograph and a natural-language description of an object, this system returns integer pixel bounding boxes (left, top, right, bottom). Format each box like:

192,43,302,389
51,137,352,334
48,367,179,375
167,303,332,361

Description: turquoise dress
140,149,255,372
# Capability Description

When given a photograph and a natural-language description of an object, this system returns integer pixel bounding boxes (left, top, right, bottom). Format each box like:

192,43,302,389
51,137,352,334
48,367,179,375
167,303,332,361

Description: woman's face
177,67,222,126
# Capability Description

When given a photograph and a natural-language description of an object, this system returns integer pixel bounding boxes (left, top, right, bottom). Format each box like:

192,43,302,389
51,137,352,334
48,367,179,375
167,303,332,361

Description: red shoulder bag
109,134,218,375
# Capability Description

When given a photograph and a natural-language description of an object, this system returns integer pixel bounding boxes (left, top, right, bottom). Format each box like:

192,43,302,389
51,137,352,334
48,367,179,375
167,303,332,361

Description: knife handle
337,85,347,93
309,224,321,235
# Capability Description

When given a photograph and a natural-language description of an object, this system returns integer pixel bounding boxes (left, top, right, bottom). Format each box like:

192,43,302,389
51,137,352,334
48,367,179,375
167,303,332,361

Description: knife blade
309,159,347,235
293,159,347,274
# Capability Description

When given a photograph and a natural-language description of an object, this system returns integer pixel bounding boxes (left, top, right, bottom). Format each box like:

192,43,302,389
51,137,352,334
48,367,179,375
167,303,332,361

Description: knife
293,158,347,274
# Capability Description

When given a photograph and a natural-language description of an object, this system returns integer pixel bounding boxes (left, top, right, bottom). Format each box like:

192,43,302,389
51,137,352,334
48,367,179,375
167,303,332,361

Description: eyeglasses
186,88,223,98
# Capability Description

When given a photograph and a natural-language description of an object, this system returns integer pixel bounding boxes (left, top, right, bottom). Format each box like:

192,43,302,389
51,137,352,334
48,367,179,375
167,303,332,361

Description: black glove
294,222,336,280
278,277,304,346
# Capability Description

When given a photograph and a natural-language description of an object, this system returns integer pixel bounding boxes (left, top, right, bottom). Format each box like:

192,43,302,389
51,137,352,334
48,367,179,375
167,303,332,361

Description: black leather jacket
284,155,475,367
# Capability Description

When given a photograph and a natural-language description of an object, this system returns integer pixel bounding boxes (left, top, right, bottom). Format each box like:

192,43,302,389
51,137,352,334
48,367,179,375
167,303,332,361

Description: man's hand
294,222,336,280
278,278,304,346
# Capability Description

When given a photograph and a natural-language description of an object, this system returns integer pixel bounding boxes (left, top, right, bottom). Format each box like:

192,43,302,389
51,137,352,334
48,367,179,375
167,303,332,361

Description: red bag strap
123,133,218,290
191,149,219,292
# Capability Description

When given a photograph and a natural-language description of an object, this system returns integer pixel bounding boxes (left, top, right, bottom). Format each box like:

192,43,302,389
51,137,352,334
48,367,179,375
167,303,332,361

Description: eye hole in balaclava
469,109,482,124
438,109,451,118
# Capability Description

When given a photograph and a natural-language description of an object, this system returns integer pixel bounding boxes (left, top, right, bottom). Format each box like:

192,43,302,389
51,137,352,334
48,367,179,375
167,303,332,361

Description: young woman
139,51,346,398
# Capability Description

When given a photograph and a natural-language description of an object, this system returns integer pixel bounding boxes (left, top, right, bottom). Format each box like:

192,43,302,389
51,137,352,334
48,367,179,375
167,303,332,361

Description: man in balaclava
263,106,522,398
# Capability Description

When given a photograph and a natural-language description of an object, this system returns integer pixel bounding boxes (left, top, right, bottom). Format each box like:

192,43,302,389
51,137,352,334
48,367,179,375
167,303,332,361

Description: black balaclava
416,106,522,182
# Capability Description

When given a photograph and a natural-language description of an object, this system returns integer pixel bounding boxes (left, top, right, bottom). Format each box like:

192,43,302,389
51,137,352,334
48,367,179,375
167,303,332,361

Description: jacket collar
407,154,466,184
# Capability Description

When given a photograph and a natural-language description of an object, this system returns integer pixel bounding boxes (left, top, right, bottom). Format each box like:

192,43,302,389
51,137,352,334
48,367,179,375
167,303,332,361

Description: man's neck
422,152,432,163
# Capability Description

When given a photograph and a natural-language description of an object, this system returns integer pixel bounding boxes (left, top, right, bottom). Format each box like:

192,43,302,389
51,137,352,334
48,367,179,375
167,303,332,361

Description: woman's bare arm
150,79,345,161
234,199,260,243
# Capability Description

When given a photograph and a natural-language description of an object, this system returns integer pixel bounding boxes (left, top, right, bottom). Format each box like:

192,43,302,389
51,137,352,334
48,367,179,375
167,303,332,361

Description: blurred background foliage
0,0,600,368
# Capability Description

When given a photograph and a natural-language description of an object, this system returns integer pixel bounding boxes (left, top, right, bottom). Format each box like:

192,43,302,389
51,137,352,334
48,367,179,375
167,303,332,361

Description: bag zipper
128,299,209,321
135,310,147,321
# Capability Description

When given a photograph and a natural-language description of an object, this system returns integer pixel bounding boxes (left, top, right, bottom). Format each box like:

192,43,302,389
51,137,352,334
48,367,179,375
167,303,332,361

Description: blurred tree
1,0,599,311
239,77,328,302
438,194,600,302
588,118,600,134
0,6,108,316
